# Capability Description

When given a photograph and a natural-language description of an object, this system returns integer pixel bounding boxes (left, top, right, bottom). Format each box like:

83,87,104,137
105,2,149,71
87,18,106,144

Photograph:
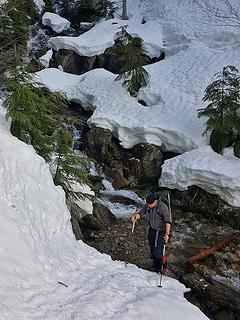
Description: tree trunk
71,216,83,240
187,232,239,264
182,272,240,314
122,0,128,20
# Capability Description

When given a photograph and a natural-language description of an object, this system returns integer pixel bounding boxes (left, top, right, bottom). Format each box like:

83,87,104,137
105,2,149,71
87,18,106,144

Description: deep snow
36,0,240,206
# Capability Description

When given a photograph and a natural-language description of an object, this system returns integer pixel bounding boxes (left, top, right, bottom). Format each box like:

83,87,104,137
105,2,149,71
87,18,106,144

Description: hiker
131,193,172,272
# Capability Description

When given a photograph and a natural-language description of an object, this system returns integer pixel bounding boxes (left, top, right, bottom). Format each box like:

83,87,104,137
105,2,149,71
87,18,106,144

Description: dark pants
148,227,164,270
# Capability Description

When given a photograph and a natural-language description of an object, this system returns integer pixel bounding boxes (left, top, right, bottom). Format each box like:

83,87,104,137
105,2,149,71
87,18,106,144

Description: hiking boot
149,265,161,273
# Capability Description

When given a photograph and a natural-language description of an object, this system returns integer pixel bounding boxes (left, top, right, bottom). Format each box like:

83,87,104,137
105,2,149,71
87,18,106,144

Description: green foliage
198,65,240,154
114,27,149,96
4,59,91,212
53,125,91,214
0,0,39,75
4,61,67,160
60,0,108,24
0,0,38,48
43,0,53,12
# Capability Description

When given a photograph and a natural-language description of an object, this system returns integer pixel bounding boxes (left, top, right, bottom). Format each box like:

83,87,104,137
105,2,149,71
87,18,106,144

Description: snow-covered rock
42,12,71,33
37,0,240,208
49,18,164,58
72,183,94,215
43,1,240,156
39,49,53,68
34,0,44,13
80,22,95,30
0,99,209,319
159,146,240,207
36,67,205,153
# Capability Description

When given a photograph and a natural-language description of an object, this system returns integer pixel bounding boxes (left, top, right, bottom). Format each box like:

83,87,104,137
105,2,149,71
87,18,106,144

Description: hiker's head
146,193,158,208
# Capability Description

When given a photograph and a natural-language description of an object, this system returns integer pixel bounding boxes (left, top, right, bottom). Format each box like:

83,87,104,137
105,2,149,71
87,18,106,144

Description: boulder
215,310,234,320
110,166,133,189
80,203,116,231
86,127,120,163
234,139,240,158
27,57,45,73
131,143,163,181
109,195,136,206
88,175,104,194
51,49,92,75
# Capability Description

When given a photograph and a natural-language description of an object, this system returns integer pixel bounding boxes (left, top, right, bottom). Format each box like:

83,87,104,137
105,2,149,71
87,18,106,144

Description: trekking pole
125,219,136,267
158,192,171,287
131,221,136,233
158,244,166,288
168,192,172,220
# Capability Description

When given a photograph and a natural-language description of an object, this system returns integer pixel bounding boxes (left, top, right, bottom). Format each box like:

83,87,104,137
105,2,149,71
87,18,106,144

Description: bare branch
194,0,240,28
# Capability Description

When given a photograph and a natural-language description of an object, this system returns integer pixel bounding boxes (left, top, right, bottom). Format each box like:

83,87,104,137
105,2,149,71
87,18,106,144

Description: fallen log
187,231,239,264
182,272,240,314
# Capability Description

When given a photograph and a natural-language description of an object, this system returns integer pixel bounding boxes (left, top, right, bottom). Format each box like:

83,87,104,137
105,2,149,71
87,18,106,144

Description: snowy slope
0,101,208,319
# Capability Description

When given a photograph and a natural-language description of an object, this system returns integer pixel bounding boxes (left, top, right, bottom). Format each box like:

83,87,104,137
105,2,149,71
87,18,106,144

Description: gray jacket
139,200,172,231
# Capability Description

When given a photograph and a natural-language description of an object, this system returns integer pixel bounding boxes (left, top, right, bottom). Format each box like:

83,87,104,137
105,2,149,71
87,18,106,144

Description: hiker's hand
131,213,140,223
164,233,170,243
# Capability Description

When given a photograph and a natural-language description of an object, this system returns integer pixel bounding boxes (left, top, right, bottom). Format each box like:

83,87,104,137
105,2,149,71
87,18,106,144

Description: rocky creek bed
81,205,240,320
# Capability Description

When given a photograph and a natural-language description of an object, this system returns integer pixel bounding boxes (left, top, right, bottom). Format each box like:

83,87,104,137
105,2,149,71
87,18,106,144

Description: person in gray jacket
131,193,172,272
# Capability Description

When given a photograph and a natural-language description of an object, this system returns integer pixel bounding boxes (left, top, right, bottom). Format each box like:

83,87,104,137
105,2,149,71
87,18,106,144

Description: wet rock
131,143,163,181
223,252,239,264
86,127,120,163
27,57,45,72
51,49,98,75
110,166,134,189
80,203,116,232
109,195,136,206
234,139,240,158
215,310,234,320
89,175,104,193
129,158,142,179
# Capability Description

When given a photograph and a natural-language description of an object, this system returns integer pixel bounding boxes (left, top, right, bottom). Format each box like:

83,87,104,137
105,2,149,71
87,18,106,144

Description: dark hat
146,193,158,204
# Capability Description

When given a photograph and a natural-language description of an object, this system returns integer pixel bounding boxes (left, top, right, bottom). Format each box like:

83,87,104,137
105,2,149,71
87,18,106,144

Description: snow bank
159,146,240,207
36,67,204,153
39,49,53,68
42,3,240,155
49,18,164,58
0,100,208,319
42,12,71,33
37,0,240,207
